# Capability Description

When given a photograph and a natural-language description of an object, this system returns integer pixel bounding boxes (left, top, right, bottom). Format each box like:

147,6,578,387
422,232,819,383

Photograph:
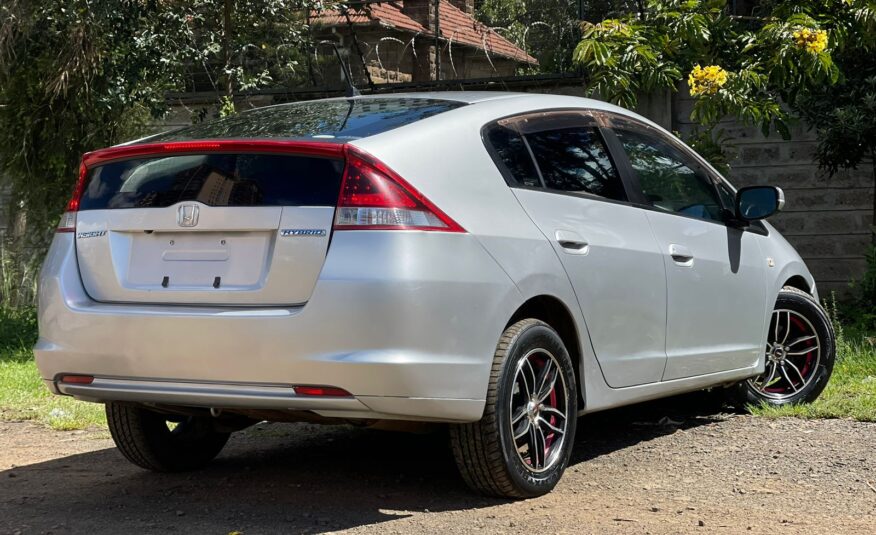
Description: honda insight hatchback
35,92,835,497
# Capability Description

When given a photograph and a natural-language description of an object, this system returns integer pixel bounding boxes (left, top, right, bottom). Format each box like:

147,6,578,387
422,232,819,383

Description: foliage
475,0,583,73
0,306,36,353
680,127,734,176
0,1,175,243
0,0,329,259
572,0,876,138
793,44,876,242
837,247,876,336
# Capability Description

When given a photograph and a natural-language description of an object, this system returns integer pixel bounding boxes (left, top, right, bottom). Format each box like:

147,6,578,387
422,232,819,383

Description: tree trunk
871,150,876,246
222,0,233,96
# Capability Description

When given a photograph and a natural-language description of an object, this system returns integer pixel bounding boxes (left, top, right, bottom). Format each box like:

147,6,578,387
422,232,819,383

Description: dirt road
2,393,875,534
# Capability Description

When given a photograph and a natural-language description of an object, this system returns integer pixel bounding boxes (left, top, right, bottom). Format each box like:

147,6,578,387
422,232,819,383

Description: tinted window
79,154,344,210
150,98,465,142
615,129,724,222
524,127,625,200
484,124,541,187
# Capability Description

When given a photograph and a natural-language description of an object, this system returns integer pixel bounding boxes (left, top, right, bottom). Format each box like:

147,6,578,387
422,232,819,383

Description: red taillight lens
294,385,352,397
57,161,88,233
59,375,94,384
334,146,465,232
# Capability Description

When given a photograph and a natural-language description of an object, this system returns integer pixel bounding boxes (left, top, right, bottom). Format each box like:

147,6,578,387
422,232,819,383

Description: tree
0,0,325,248
572,0,876,241
0,1,176,243
476,0,583,73
795,47,876,243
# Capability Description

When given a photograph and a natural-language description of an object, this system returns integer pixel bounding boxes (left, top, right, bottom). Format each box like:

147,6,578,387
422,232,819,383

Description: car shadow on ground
0,391,736,534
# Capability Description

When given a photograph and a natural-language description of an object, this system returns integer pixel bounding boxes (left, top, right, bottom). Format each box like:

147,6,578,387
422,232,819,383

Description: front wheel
450,319,578,498
732,287,836,406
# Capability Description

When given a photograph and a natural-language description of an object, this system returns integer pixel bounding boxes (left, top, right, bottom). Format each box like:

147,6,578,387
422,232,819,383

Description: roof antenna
318,40,360,98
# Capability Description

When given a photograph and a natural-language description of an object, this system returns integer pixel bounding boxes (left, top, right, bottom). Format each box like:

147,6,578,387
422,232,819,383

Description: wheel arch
782,275,812,295
506,295,584,404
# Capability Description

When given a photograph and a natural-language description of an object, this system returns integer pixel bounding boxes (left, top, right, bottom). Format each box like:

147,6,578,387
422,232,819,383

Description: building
309,0,537,84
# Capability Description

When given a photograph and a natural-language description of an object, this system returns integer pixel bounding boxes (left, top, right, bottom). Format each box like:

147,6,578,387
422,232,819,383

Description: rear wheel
450,319,577,498
106,402,230,472
732,287,836,406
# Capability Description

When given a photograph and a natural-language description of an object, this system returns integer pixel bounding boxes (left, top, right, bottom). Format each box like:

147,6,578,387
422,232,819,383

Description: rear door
606,116,768,379
485,111,668,388
75,148,344,306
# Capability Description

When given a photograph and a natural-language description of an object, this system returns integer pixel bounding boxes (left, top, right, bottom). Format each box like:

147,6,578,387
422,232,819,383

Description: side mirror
735,186,784,221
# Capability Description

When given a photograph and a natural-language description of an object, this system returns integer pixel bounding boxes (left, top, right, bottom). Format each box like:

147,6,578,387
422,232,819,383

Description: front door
609,122,768,380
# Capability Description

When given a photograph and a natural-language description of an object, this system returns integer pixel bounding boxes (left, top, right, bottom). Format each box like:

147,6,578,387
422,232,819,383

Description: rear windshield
79,154,344,210
148,98,465,142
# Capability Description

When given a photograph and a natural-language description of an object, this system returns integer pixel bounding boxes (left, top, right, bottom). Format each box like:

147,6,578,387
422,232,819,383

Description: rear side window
79,154,344,210
484,124,541,188
150,98,466,142
524,127,626,201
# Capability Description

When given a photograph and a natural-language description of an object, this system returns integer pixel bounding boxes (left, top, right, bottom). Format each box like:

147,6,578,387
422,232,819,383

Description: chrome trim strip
56,378,367,411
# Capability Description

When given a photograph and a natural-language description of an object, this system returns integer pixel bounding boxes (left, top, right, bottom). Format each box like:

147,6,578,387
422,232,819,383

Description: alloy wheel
748,308,822,400
509,348,569,473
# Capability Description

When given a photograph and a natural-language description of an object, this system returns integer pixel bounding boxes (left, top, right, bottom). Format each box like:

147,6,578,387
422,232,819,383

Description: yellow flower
792,28,828,54
688,64,728,97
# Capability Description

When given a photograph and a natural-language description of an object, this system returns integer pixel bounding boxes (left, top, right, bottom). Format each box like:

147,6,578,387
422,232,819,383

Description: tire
106,402,230,472
450,319,578,498
731,287,836,407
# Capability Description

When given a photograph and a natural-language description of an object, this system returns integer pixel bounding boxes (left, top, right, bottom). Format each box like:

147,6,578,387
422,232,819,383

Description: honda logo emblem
177,204,199,227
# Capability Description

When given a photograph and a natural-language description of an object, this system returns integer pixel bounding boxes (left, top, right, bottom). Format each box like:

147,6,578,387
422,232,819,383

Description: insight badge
280,229,327,237
76,230,107,239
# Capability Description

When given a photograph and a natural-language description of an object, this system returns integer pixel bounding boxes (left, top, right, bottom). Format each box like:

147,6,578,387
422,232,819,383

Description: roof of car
128,91,658,147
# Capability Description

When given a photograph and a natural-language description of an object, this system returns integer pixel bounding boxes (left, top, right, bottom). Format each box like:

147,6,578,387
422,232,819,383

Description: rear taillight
334,146,465,232
57,161,88,233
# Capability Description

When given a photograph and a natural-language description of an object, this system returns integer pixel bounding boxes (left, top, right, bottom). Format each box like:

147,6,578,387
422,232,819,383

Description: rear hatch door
74,143,344,306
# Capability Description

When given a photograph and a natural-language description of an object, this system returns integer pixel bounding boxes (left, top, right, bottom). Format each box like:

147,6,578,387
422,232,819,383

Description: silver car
35,92,836,497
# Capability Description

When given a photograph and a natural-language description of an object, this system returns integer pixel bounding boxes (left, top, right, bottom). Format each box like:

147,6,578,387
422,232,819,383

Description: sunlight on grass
749,337,876,422
0,346,106,430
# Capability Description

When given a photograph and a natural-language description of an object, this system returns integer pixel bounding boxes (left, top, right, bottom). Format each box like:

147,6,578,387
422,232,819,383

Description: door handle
555,230,589,255
669,244,694,266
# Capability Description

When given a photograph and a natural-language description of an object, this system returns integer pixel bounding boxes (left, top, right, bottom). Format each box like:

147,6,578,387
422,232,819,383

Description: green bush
839,246,876,338
0,307,38,355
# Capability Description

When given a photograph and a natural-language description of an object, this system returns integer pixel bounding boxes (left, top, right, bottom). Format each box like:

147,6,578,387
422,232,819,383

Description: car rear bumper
47,377,484,421
35,231,521,422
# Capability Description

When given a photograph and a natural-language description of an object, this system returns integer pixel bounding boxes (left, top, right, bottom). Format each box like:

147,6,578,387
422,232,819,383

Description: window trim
481,109,638,203
481,107,768,236
593,111,768,235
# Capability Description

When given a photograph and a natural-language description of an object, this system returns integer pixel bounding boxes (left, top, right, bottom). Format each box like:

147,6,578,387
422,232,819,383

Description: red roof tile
436,1,535,64
310,1,537,64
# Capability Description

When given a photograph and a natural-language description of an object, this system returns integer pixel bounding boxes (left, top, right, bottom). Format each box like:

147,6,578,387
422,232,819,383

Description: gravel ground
1,393,875,535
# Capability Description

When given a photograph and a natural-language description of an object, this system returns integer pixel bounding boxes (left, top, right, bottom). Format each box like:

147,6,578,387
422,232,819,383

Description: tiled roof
436,1,535,64
311,2,429,34
310,1,537,64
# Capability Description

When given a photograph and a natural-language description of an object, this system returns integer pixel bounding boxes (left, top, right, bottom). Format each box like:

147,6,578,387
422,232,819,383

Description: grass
0,307,105,431
0,305,874,432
